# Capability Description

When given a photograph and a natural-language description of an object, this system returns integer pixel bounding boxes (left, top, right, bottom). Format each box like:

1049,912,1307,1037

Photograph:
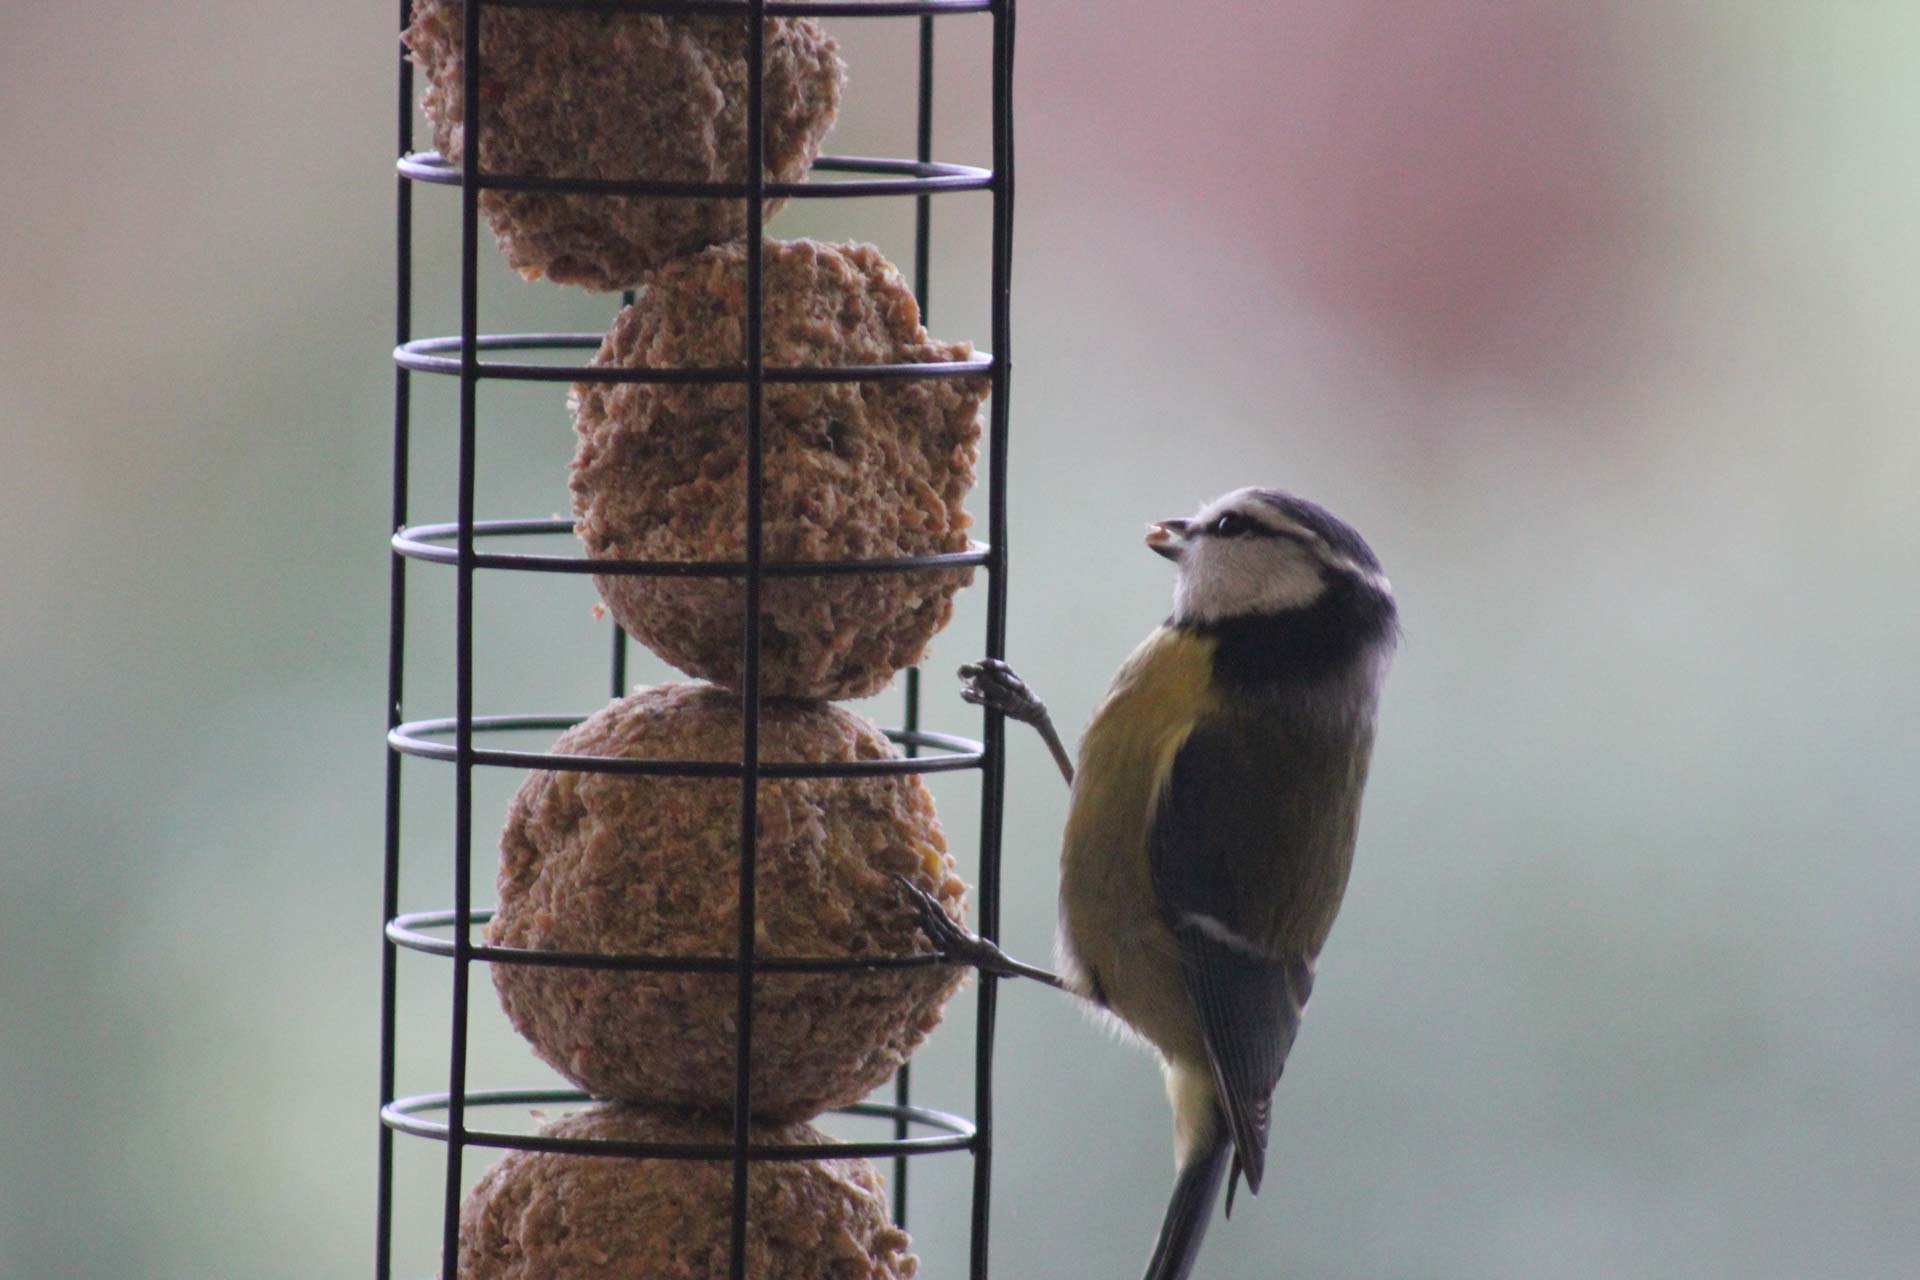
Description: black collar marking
1177,572,1397,688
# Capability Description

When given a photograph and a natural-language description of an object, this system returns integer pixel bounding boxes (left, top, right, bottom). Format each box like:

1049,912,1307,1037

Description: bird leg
959,658,1075,786
894,875,1067,989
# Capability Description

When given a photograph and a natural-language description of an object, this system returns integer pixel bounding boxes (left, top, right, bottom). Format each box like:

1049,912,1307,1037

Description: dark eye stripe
1248,489,1383,571
1210,512,1251,537
1204,512,1308,543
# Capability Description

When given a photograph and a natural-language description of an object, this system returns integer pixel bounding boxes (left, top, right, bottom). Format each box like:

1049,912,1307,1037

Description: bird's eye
1211,511,1251,537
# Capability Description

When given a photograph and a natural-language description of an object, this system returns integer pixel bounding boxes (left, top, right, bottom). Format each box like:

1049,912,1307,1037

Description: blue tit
905,487,1397,1280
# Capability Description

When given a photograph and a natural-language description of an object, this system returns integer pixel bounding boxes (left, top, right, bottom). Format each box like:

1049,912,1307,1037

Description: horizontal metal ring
393,518,991,578
393,332,994,384
383,1090,977,1160
388,714,987,776
397,151,994,199
389,909,954,973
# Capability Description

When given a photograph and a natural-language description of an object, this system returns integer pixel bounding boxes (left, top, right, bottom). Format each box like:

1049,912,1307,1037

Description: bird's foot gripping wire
959,659,1075,785
893,874,1066,989
959,658,1048,723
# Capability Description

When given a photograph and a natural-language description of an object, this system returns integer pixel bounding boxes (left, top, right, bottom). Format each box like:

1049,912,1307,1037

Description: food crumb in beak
1145,521,1186,561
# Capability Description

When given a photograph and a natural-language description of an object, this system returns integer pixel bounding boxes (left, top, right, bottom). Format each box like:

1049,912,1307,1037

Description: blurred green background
3,2,1917,1277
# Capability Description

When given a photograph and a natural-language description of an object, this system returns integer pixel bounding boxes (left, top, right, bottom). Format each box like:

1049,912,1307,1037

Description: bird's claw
958,658,1048,728
893,873,1022,979
960,657,1077,787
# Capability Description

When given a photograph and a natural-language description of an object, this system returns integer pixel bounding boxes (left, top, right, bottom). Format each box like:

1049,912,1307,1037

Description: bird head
1148,488,1395,629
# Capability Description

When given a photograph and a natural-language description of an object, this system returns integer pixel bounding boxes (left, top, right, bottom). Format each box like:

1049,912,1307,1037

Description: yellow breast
1057,625,1220,1061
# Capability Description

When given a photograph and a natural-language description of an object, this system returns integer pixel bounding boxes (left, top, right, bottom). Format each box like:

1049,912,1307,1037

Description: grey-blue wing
1150,718,1318,1205
1169,920,1312,1209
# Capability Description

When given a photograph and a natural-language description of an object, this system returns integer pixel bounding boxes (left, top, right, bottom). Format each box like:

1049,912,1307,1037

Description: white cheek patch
1172,538,1326,623
1249,512,1390,595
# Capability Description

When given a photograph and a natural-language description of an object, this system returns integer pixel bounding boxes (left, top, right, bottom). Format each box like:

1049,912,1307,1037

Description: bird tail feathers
1139,1127,1232,1280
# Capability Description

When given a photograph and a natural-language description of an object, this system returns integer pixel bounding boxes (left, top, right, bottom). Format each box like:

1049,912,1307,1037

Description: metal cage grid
377,1,1015,1277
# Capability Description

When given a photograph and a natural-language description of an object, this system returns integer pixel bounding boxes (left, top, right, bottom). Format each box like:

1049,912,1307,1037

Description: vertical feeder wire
610,289,637,702
730,5,769,1278
893,7,937,1230
971,2,1014,1277
376,4,415,1277
442,0,485,1274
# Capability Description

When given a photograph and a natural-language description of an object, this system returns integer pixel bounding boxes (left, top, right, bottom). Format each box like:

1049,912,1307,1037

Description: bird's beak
1145,518,1190,561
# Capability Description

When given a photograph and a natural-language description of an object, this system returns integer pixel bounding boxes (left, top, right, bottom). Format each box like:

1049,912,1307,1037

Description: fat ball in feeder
404,1,845,291
457,1103,919,1280
490,684,969,1120
570,238,986,701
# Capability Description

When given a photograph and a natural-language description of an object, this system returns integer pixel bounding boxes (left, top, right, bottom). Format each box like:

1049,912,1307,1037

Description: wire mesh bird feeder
376,0,1016,1277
